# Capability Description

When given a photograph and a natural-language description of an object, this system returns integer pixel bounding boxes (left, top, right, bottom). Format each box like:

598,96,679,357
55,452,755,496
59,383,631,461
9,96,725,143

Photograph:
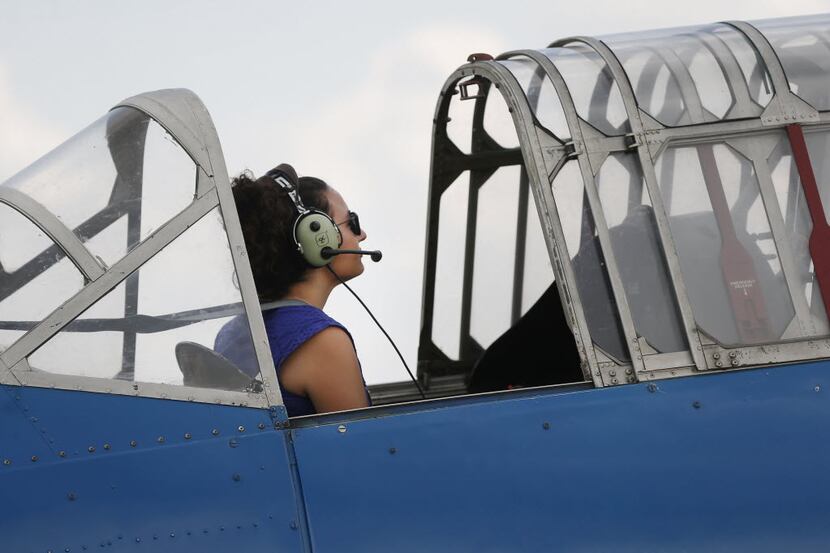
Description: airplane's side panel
293,361,830,553
0,388,305,553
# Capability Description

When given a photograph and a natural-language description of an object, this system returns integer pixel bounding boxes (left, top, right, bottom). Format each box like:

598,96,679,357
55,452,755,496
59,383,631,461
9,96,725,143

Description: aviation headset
265,164,342,268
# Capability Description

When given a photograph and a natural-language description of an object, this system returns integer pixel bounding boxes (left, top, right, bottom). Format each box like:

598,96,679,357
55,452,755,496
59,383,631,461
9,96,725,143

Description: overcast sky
1,0,828,384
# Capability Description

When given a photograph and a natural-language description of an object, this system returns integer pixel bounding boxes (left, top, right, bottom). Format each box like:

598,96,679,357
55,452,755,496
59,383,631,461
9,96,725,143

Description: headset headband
266,165,309,215
264,163,342,267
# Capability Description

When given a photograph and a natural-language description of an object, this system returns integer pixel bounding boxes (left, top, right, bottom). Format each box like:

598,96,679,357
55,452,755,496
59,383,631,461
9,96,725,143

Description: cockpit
414,14,830,396
1,15,829,414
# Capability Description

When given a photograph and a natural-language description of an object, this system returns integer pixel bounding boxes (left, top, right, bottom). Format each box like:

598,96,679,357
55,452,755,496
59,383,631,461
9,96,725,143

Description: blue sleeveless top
215,304,369,417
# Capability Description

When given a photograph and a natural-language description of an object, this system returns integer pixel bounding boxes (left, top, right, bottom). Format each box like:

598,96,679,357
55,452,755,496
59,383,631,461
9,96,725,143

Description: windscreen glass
29,207,262,392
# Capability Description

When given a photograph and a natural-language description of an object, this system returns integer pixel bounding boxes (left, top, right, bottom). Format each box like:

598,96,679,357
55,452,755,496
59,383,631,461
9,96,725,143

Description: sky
1,0,828,385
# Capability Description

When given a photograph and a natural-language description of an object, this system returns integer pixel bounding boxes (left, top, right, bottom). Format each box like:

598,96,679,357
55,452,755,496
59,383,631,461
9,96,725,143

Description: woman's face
325,187,368,280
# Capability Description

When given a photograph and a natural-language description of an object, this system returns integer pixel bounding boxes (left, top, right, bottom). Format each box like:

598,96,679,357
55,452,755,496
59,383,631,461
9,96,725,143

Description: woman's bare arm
279,327,369,413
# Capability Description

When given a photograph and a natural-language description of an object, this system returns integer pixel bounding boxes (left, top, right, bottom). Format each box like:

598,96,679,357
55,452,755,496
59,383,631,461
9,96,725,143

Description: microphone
320,247,382,262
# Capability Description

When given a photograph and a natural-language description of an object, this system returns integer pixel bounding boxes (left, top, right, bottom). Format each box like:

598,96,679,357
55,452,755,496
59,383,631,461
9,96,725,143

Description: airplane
1,13,829,552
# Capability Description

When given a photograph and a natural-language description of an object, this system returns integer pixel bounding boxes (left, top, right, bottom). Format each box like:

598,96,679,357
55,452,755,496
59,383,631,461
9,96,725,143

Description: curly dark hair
231,170,331,302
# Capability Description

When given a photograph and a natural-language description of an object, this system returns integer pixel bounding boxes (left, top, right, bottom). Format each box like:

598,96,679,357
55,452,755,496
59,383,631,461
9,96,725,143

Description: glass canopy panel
603,24,766,125
0,107,197,269
483,81,520,149
0,204,84,354
431,172,470,360
708,25,773,110
655,141,798,346
781,130,830,333
470,166,521,348
29,207,262,392
498,57,570,139
552,161,628,362
540,46,629,137
596,153,687,353
752,15,830,111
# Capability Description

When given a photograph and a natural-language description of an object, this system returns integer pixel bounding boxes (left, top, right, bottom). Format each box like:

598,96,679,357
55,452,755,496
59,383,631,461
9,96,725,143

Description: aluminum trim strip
213,145,282,410
6,368,268,408
0,188,105,281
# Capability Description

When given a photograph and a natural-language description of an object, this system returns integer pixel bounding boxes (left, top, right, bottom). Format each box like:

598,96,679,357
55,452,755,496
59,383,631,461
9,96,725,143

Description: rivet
815,385,821,392
103,444,110,450
130,440,137,447
625,368,632,375
220,526,225,531
389,447,397,454
237,425,245,433
67,492,77,501
692,401,701,409
716,361,723,368
229,438,239,448
88,446,95,453
170,532,175,538
135,538,141,543
731,359,739,366
232,473,241,482
157,436,165,443
184,433,192,440
2,459,10,466
211,429,220,436
647,383,657,393
728,351,737,359
337,425,347,433
542,422,550,430
713,352,721,360
257,423,266,430
31,455,38,462
609,370,617,377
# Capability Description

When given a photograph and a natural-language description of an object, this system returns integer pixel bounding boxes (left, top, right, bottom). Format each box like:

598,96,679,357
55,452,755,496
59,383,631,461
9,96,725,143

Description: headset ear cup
294,211,341,267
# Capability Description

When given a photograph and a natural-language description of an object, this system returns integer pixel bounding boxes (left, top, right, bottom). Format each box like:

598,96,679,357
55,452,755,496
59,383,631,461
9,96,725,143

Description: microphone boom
321,247,383,262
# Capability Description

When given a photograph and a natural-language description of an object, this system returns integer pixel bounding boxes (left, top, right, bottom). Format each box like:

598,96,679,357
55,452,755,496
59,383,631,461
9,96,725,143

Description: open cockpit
2,15,830,416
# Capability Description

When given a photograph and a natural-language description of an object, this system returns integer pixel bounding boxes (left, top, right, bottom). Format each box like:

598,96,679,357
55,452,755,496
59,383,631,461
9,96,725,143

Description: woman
216,164,371,416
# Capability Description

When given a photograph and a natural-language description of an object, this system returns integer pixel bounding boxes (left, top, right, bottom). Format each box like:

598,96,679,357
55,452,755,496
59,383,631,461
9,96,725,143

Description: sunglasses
336,211,361,235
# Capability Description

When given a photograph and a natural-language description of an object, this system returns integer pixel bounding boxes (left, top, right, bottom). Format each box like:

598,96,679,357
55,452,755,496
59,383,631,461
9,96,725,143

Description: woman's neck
282,270,337,309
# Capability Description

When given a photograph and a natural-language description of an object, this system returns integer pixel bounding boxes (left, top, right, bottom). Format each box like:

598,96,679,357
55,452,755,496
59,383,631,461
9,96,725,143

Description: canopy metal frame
420,17,830,388
0,90,282,412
